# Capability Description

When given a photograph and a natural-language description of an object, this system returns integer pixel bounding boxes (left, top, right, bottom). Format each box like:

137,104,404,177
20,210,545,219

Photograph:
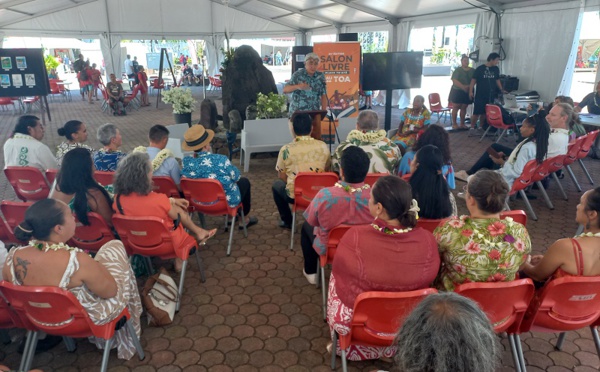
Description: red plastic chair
529,155,568,210
48,80,64,102
517,276,600,371
505,159,539,221
363,173,386,187
152,176,181,198
428,93,450,123
563,138,585,192
0,287,37,371
69,212,116,253
417,218,448,233
94,171,115,186
480,104,515,143
4,166,51,201
45,168,59,185
0,281,144,372
500,210,527,226
112,215,205,310
332,288,438,371
575,129,599,185
180,178,247,256
1,201,33,243
0,97,15,112
455,279,535,372
290,172,340,250
151,78,165,97
317,224,353,319
126,84,141,110
21,96,40,113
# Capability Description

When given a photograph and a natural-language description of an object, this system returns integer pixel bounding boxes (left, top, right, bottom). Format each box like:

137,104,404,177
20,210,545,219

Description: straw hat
182,124,215,151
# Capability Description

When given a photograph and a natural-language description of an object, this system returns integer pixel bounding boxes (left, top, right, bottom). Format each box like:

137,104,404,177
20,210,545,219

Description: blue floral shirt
182,152,241,207
287,68,327,118
93,149,127,172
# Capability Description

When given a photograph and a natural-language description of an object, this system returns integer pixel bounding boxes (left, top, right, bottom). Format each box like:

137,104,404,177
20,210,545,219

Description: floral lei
371,218,412,235
334,181,370,193
347,129,387,144
295,135,314,142
29,240,83,253
133,146,175,171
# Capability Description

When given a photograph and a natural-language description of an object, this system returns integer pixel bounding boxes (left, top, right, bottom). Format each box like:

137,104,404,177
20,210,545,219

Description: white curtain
500,1,581,102
99,33,122,77
558,0,586,96
202,34,225,77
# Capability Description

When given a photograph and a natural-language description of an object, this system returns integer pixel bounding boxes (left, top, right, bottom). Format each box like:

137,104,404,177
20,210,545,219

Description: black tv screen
362,52,423,91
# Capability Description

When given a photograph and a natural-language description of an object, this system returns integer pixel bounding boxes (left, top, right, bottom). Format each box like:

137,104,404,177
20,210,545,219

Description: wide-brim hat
182,124,215,151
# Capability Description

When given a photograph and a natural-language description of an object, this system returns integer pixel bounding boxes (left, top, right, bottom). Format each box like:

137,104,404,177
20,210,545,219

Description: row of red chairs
208,76,222,91
329,276,600,372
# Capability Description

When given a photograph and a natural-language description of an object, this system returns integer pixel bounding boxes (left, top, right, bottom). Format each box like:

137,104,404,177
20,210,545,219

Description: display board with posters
0,48,50,97
312,42,361,142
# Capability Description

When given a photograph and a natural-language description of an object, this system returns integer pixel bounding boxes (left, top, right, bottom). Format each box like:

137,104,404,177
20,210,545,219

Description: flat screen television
362,52,423,91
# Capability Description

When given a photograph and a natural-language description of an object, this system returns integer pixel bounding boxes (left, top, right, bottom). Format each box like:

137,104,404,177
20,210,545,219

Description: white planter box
241,118,290,172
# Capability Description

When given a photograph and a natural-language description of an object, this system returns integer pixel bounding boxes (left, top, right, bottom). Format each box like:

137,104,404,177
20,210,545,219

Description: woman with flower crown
327,175,440,362
521,186,600,282
434,170,531,291
2,199,142,360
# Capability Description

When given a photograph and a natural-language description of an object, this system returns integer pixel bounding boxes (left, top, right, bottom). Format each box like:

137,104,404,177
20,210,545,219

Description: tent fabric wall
99,33,122,77
596,7,600,84
557,0,586,97
499,1,581,101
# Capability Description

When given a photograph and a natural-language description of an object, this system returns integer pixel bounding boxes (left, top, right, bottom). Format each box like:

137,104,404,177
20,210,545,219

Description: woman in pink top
327,175,440,361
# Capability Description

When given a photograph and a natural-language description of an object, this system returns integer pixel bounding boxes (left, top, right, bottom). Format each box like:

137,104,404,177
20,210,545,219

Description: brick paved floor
0,88,599,371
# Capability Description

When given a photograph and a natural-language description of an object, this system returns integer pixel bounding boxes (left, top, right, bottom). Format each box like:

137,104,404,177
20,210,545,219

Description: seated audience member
393,292,500,372
575,80,600,115
55,120,93,165
521,187,600,283
390,95,431,149
1,199,142,360
192,64,203,83
328,176,440,361
398,124,456,189
181,125,258,229
51,148,114,227
272,113,331,229
93,123,127,172
106,73,127,116
133,125,181,186
455,113,550,189
435,170,531,291
3,115,57,172
301,146,372,284
179,64,194,86
112,152,216,272
332,110,401,174
409,145,457,219
545,103,574,157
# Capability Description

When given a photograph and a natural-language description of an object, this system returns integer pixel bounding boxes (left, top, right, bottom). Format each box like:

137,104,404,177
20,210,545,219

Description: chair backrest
112,215,176,258
485,104,511,129
293,172,339,210
364,173,387,187
324,224,352,265
509,159,538,194
69,212,116,252
341,288,438,350
0,97,14,105
455,279,535,333
4,166,51,202
45,168,59,185
416,218,448,233
180,178,235,216
0,281,103,338
1,201,33,243
165,123,190,140
531,155,565,182
564,140,583,166
578,129,600,158
428,93,443,113
500,210,527,226
153,176,181,198
93,171,115,186
49,81,60,94
520,276,600,333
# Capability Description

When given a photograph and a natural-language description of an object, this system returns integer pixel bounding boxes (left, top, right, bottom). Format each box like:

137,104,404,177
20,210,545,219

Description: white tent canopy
1,0,599,99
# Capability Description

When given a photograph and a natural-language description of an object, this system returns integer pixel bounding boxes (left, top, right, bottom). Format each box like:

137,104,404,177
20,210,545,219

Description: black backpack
73,59,84,73
79,68,88,81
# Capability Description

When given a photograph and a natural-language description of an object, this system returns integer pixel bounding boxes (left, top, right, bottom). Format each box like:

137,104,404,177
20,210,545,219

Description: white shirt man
124,55,134,76
3,116,58,172
545,104,571,158
192,64,203,77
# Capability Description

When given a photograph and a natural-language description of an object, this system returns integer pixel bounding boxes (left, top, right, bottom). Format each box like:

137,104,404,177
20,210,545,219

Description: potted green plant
255,92,287,119
162,87,196,126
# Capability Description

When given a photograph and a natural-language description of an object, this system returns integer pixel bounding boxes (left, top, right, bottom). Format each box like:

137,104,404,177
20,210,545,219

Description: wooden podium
292,110,328,140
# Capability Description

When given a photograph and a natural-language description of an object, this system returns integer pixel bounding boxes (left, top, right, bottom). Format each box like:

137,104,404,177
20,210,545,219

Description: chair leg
536,181,554,210
331,331,338,370
519,190,538,221
495,129,507,143
176,259,188,312
479,127,491,142
565,165,582,192
552,172,568,200
555,332,566,350
126,319,145,360
100,337,112,372
508,334,522,372
321,264,327,321
19,330,37,372
341,347,348,372
63,336,77,352
144,256,154,275
227,214,236,256
290,212,296,251
591,326,600,358
515,334,526,372
578,159,594,184
195,248,206,283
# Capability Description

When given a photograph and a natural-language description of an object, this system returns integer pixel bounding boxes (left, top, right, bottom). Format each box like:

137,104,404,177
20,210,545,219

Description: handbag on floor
141,267,179,326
